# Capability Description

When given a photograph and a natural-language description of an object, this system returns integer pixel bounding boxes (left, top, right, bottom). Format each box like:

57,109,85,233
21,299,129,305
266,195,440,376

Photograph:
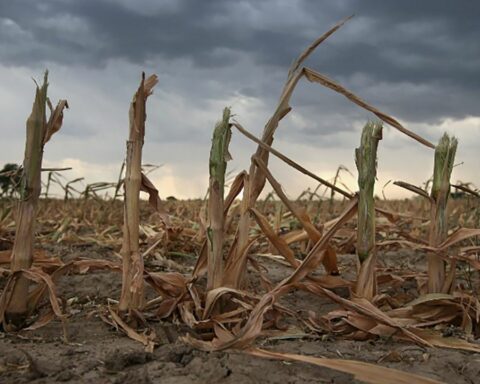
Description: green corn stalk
355,121,382,299
207,107,231,291
428,133,457,293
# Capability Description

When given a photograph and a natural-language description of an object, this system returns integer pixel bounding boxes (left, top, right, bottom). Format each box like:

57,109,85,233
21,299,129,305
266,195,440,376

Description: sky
0,0,479,199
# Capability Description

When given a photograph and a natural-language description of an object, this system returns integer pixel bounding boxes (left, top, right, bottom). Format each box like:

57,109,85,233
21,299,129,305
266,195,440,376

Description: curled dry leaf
203,287,257,320
108,307,156,353
0,267,65,331
140,172,169,223
145,271,188,297
44,99,69,145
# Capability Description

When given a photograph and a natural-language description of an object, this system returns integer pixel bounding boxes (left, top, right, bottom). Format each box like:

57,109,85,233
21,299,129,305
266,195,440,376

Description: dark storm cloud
1,1,478,72
1,0,479,128
0,0,306,68
322,4,480,86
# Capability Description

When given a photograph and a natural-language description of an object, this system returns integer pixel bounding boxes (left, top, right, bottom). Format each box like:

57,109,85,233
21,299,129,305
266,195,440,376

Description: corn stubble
1,17,480,384
428,133,458,293
206,108,232,291
355,121,383,300
5,72,68,326
119,73,159,312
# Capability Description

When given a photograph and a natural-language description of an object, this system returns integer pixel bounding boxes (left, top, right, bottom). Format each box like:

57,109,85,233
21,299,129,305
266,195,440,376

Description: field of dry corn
0,197,479,383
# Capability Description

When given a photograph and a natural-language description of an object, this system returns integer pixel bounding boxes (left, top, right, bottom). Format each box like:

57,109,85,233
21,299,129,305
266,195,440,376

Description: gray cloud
2,1,479,113
0,0,479,197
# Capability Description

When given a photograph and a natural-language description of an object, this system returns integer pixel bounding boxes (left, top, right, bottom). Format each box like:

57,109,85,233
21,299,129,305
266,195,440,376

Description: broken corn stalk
355,121,382,300
207,107,232,291
7,71,68,325
428,133,457,293
119,73,158,312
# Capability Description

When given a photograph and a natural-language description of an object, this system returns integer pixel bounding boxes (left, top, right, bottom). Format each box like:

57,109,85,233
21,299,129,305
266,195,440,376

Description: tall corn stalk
230,19,351,288
428,133,457,293
6,72,68,324
119,73,158,312
355,121,382,300
206,108,232,290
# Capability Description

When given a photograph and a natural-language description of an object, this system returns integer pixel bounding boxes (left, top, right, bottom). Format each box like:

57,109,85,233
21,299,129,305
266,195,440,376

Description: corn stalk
119,73,158,312
230,18,352,289
207,108,232,290
428,133,457,293
6,71,68,325
355,121,383,300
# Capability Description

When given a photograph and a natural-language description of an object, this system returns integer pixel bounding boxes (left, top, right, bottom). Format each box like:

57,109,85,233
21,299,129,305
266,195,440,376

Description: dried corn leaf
246,348,443,384
250,208,299,268
44,99,68,144
233,122,352,199
285,197,357,284
409,329,480,353
108,307,155,353
140,172,168,222
394,181,431,200
304,68,434,148
145,271,188,298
